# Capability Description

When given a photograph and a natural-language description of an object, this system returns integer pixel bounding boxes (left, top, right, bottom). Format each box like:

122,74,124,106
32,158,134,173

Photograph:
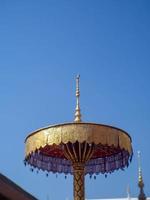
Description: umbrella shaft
73,164,85,200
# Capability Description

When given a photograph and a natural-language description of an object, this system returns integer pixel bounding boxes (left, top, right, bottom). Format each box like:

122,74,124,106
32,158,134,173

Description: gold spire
74,75,82,122
138,151,143,186
137,151,146,200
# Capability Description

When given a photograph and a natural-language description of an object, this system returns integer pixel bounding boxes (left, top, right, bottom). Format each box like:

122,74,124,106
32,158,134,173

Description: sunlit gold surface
25,122,132,157
24,76,133,200
73,163,85,200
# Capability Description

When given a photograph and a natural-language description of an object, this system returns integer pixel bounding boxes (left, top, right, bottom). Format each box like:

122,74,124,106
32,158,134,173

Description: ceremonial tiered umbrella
24,76,133,200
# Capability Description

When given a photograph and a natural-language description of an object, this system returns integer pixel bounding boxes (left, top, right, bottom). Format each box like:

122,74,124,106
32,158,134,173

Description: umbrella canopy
25,122,132,175
24,75,133,200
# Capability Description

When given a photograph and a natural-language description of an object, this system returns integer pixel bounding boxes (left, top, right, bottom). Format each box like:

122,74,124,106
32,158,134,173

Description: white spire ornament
74,75,82,122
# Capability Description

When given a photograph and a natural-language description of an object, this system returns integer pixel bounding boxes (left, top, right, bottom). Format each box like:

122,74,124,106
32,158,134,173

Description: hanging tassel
30,168,34,172
24,160,26,166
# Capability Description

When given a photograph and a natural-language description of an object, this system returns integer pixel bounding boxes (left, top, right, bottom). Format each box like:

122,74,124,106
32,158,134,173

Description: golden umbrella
24,76,133,200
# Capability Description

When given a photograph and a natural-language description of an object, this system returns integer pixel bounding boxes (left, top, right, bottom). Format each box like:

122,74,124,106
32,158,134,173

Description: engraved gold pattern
24,76,133,200
25,123,132,157
73,163,85,200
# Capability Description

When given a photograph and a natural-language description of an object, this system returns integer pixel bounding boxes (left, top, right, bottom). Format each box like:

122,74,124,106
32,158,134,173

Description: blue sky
0,1,150,200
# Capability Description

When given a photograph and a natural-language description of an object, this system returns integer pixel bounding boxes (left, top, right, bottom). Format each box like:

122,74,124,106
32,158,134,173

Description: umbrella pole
73,163,85,200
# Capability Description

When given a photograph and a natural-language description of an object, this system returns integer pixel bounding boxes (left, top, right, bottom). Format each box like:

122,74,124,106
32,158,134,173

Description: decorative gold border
25,122,132,157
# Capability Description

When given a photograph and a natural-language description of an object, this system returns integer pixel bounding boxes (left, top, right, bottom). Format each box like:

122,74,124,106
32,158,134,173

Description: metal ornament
25,76,133,200
137,151,146,200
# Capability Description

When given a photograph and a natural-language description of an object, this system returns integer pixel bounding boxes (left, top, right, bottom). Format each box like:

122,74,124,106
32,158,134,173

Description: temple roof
0,173,37,200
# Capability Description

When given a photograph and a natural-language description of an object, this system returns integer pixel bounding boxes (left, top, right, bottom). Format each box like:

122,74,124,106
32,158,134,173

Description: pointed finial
137,151,146,200
127,185,130,200
138,151,143,185
74,75,82,122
